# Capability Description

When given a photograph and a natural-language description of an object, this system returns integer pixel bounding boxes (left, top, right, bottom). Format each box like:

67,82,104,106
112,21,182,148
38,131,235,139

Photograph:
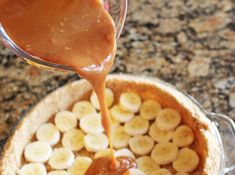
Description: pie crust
0,74,221,175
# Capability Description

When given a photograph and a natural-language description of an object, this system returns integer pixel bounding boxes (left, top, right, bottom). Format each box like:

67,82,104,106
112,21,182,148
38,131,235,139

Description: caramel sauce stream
0,0,134,174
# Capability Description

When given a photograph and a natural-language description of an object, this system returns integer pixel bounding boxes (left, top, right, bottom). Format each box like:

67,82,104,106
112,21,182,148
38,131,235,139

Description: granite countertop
0,0,235,171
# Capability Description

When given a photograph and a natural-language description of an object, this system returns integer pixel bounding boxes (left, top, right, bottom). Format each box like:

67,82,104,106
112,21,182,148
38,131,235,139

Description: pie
0,75,221,175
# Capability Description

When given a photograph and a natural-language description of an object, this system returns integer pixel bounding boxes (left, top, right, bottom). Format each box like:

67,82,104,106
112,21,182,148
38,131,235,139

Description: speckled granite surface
0,0,235,171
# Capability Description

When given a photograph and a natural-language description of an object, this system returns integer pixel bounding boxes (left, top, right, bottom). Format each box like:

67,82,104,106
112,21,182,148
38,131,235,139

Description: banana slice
84,133,108,152
149,123,174,143
172,125,194,147
150,168,172,175
98,111,120,131
72,101,96,119
172,148,199,173
90,88,114,110
55,111,77,132
110,105,134,123
136,156,160,174
62,129,85,151
36,123,60,146
124,116,149,136
48,147,75,170
48,171,69,175
111,126,131,149
129,135,154,156
68,156,92,175
119,92,142,113
98,0,104,5
151,142,178,165
24,141,52,163
156,108,181,131
114,148,135,159
18,163,46,175
175,173,189,175
80,113,104,135
128,168,146,175
111,118,120,131
140,100,161,120
94,148,114,159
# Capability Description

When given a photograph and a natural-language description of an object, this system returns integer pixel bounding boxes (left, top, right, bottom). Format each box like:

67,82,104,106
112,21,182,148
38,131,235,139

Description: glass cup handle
207,112,235,174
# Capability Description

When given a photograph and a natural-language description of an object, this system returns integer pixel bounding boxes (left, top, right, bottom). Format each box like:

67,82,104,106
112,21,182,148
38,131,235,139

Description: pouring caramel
0,0,133,174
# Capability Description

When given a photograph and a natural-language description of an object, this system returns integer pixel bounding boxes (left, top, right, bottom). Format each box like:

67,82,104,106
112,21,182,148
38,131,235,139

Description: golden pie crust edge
0,74,221,175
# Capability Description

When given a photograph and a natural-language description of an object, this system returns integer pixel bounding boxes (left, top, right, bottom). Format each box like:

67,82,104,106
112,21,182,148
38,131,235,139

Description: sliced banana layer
114,148,135,159
80,113,104,135
62,129,85,151
140,100,161,120
136,156,160,174
111,126,131,149
156,108,181,131
55,111,77,132
172,148,199,173
36,123,60,146
119,92,142,113
18,163,47,175
48,171,69,175
90,88,114,110
110,105,134,123
151,142,178,165
124,116,149,136
84,133,108,152
48,147,75,170
24,141,52,163
94,148,113,159
150,168,172,175
128,168,146,175
129,135,154,156
72,101,96,119
149,123,174,143
68,156,92,175
19,89,202,175
173,125,194,147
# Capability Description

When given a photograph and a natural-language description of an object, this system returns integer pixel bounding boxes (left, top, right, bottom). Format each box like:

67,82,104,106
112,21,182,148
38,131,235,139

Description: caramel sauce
0,0,133,174
85,157,137,175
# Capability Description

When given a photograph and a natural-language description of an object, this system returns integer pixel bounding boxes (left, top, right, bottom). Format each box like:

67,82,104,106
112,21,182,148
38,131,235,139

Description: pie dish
0,74,234,175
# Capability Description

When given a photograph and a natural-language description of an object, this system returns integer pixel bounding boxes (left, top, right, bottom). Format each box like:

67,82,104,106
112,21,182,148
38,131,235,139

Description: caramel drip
85,157,137,175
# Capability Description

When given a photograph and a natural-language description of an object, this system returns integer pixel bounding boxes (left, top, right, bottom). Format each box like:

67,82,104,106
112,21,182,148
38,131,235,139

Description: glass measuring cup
0,0,128,71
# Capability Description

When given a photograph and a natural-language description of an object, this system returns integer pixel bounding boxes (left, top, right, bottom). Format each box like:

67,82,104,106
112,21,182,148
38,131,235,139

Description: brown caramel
85,157,137,175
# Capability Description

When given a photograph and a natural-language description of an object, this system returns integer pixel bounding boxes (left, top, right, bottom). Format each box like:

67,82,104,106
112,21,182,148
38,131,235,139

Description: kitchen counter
0,0,235,170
